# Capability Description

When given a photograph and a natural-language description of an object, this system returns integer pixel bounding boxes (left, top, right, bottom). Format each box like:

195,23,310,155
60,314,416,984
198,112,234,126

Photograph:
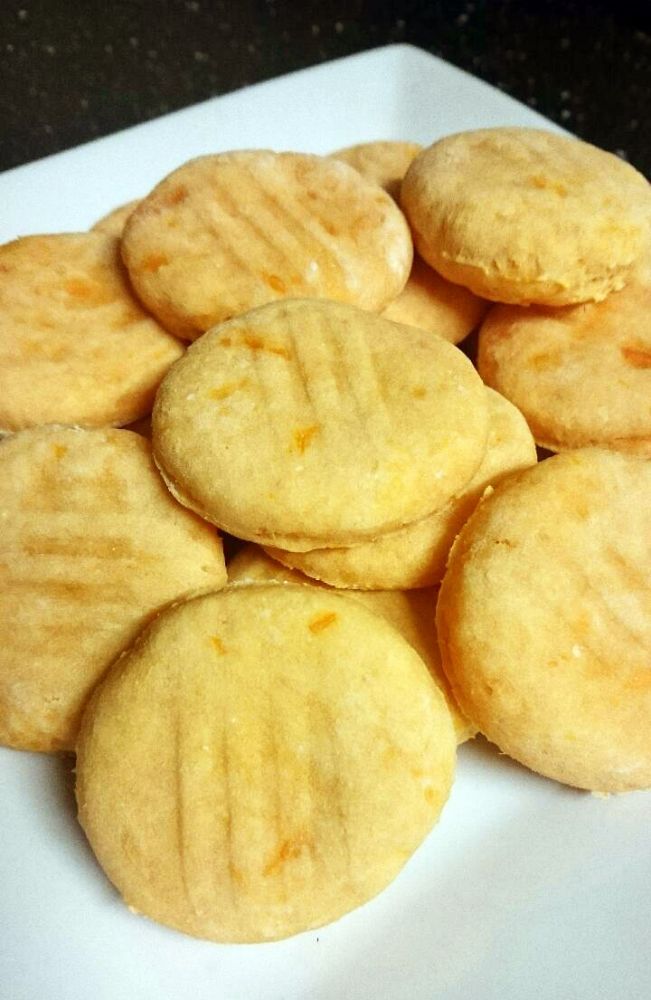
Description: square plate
1,44,649,1000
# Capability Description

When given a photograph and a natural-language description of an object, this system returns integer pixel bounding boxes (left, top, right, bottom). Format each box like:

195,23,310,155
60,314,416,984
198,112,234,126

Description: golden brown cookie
91,199,141,237
228,545,474,743
401,127,651,306
122,150,413,340
266,388,536,589
331,140,423,199
436,448,651,793
152,299,489,551
0,232,184,433
0,426,226,752
76,584,455,942
382,253,488,343
477,269,651,455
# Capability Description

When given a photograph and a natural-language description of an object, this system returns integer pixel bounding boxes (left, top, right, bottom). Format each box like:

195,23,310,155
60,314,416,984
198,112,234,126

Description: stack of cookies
398,129,651,793
400,127,651,454
1,127,650,945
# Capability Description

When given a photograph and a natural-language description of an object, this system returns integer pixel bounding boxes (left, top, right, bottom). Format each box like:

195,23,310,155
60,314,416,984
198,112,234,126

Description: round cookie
228,545,474,743
477,269,651,455
382,253,488,344
0,426,226,752
401,127,651,306
266,388,536,589
92,199,141,237
152,299,489,551
76,584,455,942
331,140,423,200
122,150,413,340
0,232,184,433
436,448,651,793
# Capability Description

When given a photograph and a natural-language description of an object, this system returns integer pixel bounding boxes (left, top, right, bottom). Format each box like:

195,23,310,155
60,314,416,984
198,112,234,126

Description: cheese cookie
382,253,488,344
122,150,413,340
152,299,489,551
436,448,651,793
331,139,423,199
76,584,455,942
0,232,184,433
401,127,651,306
477,268,651,455
0,426,226,752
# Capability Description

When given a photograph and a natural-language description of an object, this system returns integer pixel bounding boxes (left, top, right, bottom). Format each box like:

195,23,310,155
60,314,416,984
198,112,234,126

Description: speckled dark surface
1,0,650,176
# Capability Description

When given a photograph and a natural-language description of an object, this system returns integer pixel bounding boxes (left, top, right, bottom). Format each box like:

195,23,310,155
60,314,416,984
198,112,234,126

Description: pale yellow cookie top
382,252,488,343
436,448,651,793
228,545,475,743
122,150,413,340
266,388,536,589
76,584,455,942
152,299,489,550
0,232,184,433
91,199,141,237
0,426,226,752
401,127,651,306
478,269,651,455
331,139,423,199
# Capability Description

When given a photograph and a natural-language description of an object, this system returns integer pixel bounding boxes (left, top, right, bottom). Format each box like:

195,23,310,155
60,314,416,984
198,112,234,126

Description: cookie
477,268,651,455
228,545,474,743
92,199,141,237
0,232,184,433
331,140,423,199
266,388,536,589
0,426,226,752
76,584,455,942
122,150,413,340
401,127,651,306
382,253,488,343
152,299,489,550
436,448,651,793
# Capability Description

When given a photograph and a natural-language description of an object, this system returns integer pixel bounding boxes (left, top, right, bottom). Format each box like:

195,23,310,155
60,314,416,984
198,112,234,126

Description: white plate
1,44,649,1000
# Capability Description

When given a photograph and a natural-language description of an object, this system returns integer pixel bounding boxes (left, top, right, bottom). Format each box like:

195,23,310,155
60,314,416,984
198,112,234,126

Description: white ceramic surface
1,44,649,1000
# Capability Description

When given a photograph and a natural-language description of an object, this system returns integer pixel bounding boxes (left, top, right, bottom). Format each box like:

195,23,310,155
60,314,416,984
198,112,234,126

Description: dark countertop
1,0,650,177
